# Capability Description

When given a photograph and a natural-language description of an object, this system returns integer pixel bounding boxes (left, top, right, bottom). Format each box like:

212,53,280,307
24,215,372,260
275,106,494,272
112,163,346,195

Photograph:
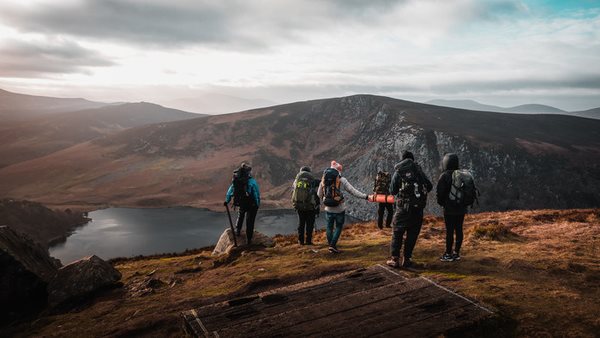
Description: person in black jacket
386,151,433,268
436,153,467,262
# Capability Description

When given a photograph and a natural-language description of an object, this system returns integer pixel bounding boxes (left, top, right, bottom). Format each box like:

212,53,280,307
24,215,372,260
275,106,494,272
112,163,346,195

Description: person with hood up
317,160,368,253
436,153,466,262
386,151,432,268
291,166,320,245
224,162,261,245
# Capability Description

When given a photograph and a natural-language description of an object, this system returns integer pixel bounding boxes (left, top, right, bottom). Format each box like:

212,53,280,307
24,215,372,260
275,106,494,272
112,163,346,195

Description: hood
442,153,459,171
394,158,414,171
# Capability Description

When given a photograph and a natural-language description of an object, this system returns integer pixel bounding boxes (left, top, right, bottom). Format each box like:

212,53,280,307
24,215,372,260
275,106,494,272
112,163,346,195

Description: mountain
571,107,600,119
426,99,567,114
160,92,277,114
0,95,598,217
0,102,203,168
504,104,566,114
0,88,106,120
425,99,506,112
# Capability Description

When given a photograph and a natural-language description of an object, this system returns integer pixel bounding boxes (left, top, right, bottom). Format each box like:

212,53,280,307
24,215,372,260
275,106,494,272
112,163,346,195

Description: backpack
322,168,344,207
373,171,391,194
449,169,478,207
292,171,317,211
232,168,253,208
395,160,427,210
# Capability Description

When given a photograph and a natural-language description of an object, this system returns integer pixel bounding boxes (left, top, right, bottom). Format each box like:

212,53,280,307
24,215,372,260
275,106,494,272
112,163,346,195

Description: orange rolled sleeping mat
368,193,395,204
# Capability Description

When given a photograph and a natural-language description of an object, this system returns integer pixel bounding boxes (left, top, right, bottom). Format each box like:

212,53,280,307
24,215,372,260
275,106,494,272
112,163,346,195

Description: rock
47,255,121,307
127,276,167,297
0,225,61,323
212,229,274,256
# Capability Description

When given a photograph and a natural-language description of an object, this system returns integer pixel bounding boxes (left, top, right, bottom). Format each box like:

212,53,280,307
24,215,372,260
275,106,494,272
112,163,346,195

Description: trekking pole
225,203,238,247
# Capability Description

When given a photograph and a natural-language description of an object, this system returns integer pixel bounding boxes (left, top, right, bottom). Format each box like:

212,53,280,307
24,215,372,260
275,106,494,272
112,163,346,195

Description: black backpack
395,160,427,210
232,168,253,207
449,169,478,207
373,171,391,194
322,168,344,207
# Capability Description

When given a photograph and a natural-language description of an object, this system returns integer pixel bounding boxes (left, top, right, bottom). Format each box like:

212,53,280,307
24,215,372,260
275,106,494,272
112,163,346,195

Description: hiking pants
390,208,424,259
377,203,394,229
325,211,345,248
297,209,316,244
444,214,465,254
236,206,258,243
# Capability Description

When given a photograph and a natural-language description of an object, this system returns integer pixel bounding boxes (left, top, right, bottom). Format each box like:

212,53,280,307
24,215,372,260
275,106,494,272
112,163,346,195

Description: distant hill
571,107,600,119
426,99,566,114
0,102,203,168
0,94,598,216
161,92,277,114
0,88,106,120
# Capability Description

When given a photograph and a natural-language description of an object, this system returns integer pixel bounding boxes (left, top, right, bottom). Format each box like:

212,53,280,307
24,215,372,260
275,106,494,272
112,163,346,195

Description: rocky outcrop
212,229,275,256
0,225,61,324
47,255,122,307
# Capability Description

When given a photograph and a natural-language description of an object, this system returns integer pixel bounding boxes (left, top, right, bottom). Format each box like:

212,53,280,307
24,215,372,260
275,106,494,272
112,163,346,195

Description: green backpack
292,171,317,211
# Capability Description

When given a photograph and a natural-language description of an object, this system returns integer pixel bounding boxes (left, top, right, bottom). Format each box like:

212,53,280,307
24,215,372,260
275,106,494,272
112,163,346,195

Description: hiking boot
235,229,241,236
328,246,340,254
401,257,412,268
386,256,400,268
298,240,305,245
440,253,454,262
452,252,461,261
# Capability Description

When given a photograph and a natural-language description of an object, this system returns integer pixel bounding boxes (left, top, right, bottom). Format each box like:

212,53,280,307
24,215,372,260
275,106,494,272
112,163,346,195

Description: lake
49,207,335,264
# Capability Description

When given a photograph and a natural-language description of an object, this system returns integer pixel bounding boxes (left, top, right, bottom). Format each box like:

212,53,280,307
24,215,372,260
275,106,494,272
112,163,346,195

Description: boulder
212,229,274,256
0,225,61,323
47,255,121,307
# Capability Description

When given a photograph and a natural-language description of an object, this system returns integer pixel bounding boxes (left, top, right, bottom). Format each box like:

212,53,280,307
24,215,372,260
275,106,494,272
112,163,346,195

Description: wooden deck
182,265,494,337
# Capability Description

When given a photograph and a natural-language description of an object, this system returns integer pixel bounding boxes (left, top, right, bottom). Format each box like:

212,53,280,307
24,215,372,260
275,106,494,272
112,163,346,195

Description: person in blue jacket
224,162,261,244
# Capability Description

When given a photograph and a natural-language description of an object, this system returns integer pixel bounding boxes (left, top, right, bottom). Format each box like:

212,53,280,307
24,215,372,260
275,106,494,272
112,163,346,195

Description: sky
0,0,599,113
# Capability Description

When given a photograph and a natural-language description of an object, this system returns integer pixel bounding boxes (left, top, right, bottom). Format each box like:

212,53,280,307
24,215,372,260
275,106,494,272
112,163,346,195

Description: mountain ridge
0,94,598,217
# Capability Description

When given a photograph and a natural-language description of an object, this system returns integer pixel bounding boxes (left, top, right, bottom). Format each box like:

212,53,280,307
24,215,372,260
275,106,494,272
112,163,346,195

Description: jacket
225,176,261,208
436,153,467,215
317,174,367,213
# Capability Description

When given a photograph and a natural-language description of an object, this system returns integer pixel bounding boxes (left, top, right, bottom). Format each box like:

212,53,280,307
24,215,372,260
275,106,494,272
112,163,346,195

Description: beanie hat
300,166,311,172
330,160,343,172
402,151,414,160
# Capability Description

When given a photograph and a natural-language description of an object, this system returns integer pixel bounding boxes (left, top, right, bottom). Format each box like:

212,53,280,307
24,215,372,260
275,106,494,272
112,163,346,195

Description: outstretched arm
342,178,367,199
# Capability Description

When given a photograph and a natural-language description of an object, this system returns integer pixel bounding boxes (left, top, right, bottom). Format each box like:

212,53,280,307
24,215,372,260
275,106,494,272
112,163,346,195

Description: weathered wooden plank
215,279,433,337
199,268,404,331
182,265,493,338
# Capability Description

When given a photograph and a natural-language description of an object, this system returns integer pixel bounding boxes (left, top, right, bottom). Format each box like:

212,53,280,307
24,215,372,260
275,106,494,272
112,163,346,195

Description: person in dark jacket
224,162,261,245
374,170,393,229
386,151,433,268
292,166,320,245
436,153,467,262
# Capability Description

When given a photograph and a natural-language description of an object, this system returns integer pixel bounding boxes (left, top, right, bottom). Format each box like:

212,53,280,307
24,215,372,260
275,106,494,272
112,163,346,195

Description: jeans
377,203,394,229
325,211,345,248
297,209,316,244
444,214,465,254
236,206,258,243
390,208,423,259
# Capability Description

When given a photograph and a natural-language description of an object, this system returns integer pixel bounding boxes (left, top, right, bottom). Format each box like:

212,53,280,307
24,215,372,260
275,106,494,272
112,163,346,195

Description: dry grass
2,209,599,337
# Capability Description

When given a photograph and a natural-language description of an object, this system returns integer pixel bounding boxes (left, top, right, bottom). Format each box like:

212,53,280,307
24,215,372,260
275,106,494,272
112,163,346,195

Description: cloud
0,38,115,77
0,0,525,50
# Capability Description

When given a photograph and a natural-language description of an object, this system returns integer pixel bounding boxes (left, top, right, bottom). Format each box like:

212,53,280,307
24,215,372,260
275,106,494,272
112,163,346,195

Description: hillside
0,95,598,217
0,199,88,248
571,107,600,119
0,102,202,168
1,209,598,337
0,88,106,120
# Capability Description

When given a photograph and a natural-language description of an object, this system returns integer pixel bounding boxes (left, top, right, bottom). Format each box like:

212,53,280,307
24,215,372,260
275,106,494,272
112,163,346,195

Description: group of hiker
224,151,478,267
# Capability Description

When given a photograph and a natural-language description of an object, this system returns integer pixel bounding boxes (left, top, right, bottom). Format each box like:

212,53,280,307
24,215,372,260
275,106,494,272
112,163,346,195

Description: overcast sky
0,0,599,112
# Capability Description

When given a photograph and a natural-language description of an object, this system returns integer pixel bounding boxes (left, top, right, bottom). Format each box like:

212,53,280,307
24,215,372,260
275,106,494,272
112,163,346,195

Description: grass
2,208,599,337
